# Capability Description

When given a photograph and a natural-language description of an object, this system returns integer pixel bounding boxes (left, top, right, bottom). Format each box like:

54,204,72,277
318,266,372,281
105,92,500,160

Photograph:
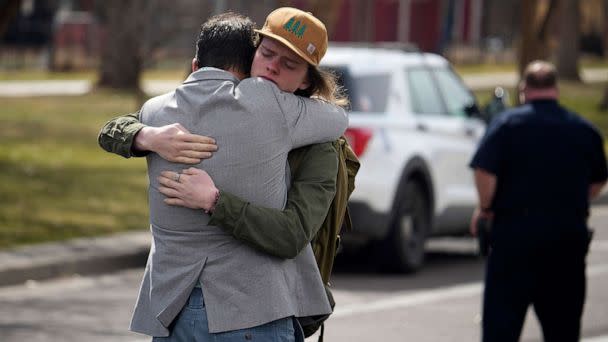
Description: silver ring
174,173,181,182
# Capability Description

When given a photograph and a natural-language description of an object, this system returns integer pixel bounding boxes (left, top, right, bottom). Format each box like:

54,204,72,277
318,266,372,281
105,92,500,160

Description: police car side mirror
464,102,482,119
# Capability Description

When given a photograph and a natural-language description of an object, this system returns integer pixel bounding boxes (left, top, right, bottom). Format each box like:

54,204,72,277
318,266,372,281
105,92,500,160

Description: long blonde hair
295,66,349,108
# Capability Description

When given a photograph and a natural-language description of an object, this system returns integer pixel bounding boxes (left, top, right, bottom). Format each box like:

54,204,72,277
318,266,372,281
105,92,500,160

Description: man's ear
192,58,199,72
518,82,527,104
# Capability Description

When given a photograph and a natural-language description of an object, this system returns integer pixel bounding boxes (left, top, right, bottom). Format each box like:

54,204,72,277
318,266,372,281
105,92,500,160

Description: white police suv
322,45,487,272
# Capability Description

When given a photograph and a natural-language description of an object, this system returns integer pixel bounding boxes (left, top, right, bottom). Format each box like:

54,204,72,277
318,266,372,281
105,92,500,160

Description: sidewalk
0,68,606,97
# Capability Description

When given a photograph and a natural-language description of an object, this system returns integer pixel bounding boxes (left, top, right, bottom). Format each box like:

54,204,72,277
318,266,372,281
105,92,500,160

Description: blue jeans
152,287,304,342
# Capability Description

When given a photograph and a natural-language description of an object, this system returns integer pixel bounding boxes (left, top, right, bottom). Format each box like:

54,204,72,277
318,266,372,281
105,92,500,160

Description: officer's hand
134,123,217,164
470,208,493,237
470,208,481,237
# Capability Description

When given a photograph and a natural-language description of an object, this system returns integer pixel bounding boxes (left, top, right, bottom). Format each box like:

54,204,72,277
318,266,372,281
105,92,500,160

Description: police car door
406,67,483,230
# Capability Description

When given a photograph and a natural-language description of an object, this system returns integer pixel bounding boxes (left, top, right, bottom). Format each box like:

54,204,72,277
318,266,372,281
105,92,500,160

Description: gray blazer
130,68,348,336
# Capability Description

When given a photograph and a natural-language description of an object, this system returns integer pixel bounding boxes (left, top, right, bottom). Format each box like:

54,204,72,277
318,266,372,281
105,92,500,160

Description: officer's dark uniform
470,99,607,342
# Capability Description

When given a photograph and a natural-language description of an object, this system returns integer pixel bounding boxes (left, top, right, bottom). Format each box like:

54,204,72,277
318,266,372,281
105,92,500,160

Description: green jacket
98,112,147,158
98,113,338,258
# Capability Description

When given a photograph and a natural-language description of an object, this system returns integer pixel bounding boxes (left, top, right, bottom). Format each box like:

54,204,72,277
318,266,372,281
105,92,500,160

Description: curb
0,231,150,287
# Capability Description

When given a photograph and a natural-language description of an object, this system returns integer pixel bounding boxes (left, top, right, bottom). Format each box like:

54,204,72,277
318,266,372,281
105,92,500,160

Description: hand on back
135,123,217,164
158,168,219,211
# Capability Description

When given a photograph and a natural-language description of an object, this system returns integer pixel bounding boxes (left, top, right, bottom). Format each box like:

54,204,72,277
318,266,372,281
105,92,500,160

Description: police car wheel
386,181,429,273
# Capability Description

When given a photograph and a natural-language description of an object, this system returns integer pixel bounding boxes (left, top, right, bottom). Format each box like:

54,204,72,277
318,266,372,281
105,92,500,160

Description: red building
327,0,483,53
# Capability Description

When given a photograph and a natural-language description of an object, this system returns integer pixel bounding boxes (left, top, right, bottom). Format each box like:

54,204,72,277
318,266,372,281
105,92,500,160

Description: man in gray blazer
126,11,347,341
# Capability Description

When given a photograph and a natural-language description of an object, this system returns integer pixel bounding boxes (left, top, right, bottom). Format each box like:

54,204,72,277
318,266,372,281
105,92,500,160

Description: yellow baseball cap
255,7,328,66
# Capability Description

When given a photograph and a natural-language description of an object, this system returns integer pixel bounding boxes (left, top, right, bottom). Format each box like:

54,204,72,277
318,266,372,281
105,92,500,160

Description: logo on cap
283,17,307,38
307,43,316,55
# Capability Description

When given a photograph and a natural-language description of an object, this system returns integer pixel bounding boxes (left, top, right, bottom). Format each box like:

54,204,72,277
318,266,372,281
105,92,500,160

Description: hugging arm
277,92,348,148
160,143,339,259
98,112,147,158
237,78,348,149
213,143,338,258
98,111,217,163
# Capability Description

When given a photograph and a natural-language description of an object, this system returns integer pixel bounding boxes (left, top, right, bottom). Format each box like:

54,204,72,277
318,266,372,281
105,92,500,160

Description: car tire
382,181,430,273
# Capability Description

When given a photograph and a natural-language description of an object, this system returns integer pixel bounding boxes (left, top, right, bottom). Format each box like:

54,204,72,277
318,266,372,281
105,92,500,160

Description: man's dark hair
523,60,557,89
195,13,257,76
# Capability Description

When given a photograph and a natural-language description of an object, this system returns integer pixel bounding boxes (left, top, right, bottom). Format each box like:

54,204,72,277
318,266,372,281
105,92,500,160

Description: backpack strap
318,323,325,342
339,136,359,233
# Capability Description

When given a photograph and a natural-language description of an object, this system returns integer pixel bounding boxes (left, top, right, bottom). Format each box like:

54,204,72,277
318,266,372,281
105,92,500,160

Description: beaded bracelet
204,190,220,214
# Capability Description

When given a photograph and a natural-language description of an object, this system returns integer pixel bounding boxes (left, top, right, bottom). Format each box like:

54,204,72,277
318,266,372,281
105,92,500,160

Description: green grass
560,82,608,149
0,91,150,249
454,63,517,75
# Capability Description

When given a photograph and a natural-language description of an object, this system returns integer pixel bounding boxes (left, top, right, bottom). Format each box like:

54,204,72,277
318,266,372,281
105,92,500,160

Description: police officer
469,60,607,342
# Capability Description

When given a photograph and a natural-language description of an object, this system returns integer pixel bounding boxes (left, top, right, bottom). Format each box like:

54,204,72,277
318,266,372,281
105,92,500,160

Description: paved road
0,68,606,97
1,205,607,341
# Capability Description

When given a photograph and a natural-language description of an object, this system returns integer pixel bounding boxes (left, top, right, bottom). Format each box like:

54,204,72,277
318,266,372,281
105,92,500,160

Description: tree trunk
556,0,581,81
96,1,147,93
519,0,543,76
0,0,21,37
601,1,608,111
537,0,558,42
